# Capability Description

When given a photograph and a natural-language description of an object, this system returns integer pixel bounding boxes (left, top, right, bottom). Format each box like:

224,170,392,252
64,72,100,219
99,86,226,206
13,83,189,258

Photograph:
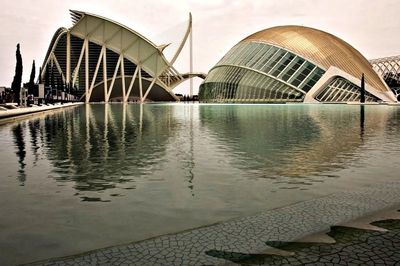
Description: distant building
199,26,397,103
0,87,12,103
370,55,400,101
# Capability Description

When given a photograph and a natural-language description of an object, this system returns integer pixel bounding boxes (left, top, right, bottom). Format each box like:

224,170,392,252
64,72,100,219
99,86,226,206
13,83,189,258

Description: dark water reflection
12,124,26,184
1,103,400,265
199,104,390,187
41,104,176,193
4,104,400,194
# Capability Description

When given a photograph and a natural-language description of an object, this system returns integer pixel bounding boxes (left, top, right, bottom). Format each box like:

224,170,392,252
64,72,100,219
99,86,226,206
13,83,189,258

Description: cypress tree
11,43,23,105
29,60,35,84
38,67,42,84
28,60,35,94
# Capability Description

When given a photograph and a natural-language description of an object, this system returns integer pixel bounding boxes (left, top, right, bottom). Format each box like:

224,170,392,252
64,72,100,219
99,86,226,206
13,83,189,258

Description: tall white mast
189,16,193,98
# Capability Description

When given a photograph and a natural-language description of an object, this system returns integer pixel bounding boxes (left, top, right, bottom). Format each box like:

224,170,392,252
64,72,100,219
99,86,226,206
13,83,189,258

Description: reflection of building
198,105,389,180
41,11,204,103
199,26,397,103
34,104,178,192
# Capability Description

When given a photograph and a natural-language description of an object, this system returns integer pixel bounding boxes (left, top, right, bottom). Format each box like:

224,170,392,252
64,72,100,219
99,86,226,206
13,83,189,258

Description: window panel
238,43,260,66
262,49,286,73
271,53,295,77
246,44,271,68
281,57,305,82
253,46,279,70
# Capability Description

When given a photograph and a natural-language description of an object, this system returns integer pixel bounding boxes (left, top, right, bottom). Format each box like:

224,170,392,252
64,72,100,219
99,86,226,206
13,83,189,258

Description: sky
0,0,399,94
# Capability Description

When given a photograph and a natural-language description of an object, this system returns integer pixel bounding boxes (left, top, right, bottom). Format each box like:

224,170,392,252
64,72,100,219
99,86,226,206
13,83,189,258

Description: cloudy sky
0,0,399,94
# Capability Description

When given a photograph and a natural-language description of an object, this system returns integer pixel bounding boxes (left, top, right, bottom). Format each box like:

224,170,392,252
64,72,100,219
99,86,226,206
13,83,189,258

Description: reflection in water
199,105,390,189
5,104,398,196
40,104,178,198
12,124,26,185
180,105,195,196
28,120,40,165
360,105,365,141
2,104,400,266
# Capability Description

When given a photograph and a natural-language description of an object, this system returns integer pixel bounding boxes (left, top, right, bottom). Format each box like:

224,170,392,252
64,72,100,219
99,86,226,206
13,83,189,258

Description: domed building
199,26,397,103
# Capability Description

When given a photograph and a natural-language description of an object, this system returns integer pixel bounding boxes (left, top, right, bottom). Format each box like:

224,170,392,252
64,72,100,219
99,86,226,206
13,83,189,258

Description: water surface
1,103,400,265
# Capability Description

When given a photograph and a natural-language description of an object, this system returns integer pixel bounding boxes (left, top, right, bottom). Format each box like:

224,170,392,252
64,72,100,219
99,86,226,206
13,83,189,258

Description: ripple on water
1,104,400,265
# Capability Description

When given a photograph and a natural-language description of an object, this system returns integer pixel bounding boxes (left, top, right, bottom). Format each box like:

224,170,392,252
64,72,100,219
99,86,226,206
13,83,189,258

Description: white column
120,55,126,101
85,38,89,103
66,31,71,87
138,66,143,101
103,47,108,102
189,25,193,98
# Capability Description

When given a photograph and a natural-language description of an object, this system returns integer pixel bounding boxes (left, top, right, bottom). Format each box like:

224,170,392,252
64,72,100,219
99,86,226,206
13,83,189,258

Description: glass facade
199,65,303,102
315,77,379,102
200,41,326,103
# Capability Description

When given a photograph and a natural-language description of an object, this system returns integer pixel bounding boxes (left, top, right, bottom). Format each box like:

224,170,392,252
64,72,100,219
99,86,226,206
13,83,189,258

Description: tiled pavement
211,218,400,265
29,181,400,265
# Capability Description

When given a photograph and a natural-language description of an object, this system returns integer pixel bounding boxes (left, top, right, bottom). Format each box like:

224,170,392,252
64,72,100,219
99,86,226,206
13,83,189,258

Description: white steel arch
370,55,400,100
41,10,205,103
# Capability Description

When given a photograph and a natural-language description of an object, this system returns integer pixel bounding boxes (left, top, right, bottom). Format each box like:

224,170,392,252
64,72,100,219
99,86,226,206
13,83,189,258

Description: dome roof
243,26,388,93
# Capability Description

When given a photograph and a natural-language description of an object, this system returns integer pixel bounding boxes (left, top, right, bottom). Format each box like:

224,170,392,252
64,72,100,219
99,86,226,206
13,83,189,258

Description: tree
11,43,23,104
29,60,35,84
38,67,42,84
28,60,35,94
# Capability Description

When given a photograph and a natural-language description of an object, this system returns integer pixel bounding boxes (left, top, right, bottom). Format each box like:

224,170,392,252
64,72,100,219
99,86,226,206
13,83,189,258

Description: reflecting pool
1,103,400,265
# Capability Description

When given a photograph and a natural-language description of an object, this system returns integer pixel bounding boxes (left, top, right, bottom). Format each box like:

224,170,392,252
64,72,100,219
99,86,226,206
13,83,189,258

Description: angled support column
72,39,87,88
86,46,105,103
41,52,54,82
142,52,160,102
52,53,66,83
124,66,140,102
142,77,157,102
105,55,122,102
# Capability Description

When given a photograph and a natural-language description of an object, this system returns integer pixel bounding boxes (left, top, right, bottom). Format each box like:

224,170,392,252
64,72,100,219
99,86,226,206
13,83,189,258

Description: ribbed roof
243,26,389,93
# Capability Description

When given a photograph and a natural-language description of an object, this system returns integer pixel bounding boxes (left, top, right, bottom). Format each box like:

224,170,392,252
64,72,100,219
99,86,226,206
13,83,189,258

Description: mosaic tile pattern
209,218,400,265
30,181,400,266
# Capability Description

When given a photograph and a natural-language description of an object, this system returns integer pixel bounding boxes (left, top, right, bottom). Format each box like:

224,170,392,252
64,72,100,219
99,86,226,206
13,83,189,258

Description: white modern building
41,10,204,103
199,26,397,103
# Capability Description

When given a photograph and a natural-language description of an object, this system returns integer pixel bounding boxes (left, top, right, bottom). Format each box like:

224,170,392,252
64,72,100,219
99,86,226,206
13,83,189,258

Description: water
1,103,400,265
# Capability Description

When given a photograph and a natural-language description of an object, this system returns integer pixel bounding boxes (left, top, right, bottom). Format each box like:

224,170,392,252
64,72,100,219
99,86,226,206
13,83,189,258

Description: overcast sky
1,0,399,94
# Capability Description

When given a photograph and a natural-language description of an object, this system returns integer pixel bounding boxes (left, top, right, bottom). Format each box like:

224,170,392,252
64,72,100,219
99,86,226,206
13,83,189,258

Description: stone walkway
29,181,400,265
0,102,82,123
210,218,400,265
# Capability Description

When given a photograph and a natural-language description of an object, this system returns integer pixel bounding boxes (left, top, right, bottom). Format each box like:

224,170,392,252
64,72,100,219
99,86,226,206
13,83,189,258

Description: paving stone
27,181,400,265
